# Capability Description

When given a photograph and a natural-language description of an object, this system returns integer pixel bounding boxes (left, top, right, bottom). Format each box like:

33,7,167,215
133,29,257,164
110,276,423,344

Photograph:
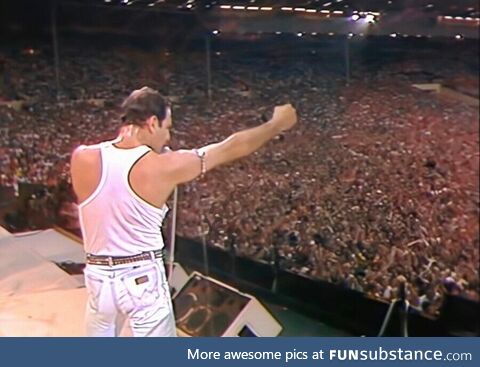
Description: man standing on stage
70,86,297,336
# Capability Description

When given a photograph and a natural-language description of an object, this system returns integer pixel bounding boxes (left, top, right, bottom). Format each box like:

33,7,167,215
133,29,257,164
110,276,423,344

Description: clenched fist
271,104,297,132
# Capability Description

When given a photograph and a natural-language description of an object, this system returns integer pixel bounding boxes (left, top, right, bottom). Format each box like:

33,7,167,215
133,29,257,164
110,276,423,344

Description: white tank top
78,139,169,256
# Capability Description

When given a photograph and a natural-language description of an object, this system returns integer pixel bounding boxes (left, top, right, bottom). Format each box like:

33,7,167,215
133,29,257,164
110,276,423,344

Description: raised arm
164,104,297,184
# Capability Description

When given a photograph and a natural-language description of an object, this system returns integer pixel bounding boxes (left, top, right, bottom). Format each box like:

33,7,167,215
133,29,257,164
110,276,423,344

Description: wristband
195,149,206,178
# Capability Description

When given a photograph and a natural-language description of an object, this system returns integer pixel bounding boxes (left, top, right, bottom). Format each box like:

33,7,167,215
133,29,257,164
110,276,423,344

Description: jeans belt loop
149,251,155,261
108,256,113,267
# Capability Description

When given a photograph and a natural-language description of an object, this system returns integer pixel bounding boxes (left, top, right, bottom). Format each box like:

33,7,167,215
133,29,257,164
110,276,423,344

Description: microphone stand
378,280,409,337
167,185,178,283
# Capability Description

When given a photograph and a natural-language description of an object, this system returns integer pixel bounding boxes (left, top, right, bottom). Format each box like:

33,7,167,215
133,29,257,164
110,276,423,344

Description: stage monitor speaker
167,262,190,298
173,272,282,337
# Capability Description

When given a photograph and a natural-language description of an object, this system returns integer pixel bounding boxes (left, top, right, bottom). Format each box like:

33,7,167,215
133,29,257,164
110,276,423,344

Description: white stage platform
0,228,92,336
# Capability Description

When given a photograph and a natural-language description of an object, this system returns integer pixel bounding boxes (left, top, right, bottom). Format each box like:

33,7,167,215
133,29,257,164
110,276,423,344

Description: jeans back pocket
121,264,162,309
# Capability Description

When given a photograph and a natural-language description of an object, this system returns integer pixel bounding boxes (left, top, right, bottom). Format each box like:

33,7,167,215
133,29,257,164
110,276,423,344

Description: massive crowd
0,39,478,316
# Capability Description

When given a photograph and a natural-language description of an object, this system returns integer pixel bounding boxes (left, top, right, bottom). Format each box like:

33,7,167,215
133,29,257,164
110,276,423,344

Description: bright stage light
365,14,375,23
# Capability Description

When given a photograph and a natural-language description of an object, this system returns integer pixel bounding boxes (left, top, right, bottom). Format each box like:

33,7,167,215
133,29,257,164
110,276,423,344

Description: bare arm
164,104,297,184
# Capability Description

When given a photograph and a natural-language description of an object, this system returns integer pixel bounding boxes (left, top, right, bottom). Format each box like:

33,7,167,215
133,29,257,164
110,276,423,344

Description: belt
86,250,163,266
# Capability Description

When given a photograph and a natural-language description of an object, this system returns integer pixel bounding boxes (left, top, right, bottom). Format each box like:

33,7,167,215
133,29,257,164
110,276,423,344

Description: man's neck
116,125,145,148
115,137,142,149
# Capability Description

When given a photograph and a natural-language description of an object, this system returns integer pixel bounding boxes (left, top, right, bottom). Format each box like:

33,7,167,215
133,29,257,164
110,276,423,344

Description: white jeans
84,259,176,337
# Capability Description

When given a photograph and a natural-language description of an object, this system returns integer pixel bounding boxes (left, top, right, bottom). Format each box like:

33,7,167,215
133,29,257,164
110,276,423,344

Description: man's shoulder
71,144,101,164
142,149,199,176
74,141,105,152
149,149,197,162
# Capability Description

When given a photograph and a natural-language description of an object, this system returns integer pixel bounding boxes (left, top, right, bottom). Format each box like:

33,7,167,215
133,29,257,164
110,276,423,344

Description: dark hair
120,86,169,126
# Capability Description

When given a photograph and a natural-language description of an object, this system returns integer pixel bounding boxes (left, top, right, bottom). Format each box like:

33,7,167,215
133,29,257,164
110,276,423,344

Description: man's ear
160,108,172,129
146,115,158,133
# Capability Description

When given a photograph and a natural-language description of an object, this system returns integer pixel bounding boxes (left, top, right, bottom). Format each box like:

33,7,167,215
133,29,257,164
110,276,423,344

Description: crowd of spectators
0,39,478,316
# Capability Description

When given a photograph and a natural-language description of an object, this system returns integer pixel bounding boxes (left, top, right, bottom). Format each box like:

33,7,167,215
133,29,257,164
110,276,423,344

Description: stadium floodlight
365,14,375,23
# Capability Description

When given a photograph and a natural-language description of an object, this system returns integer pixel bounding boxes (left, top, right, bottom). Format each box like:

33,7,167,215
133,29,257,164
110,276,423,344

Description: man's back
72,142,178,209
73,139,169,256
